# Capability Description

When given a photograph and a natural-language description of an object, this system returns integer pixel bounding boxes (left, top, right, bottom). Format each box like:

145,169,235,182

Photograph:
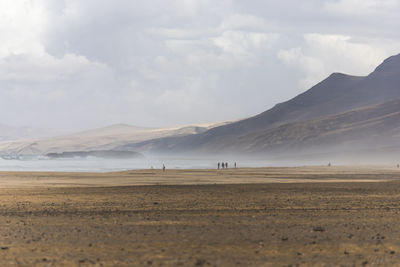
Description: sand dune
0,121,231,156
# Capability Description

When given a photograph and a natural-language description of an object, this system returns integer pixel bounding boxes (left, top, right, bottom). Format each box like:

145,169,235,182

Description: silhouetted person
328,162,331,167
234,162,237,169
218,162,220,169
397,164,399,169
163,164,166,172
225,162,228,169
222,162,225,169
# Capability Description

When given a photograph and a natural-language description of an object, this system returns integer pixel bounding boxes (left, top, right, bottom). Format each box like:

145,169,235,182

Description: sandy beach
0,165,397,188
1,166,400,266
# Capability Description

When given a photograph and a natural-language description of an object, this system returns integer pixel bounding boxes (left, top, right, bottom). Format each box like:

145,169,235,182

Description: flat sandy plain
2,166,400,266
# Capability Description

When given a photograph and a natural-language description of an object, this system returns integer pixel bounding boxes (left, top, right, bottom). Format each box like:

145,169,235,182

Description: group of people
218,162,236,169
158,162,238,171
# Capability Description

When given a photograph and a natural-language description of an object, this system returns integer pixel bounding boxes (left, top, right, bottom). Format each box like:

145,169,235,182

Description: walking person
218,162,220,169
163,164,166,172
222,162,225,169
234,162,236,169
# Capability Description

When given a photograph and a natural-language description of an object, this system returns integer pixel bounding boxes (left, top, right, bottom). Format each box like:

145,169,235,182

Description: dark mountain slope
119,53,400,155
203,54,400,138
240,99,400,154
120,99,400,155
197,73,364,140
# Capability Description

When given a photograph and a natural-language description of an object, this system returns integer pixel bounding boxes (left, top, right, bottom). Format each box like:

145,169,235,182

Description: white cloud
219,14,268,31
0,0,47,57
278,47,325,89
0,53,110,83
324,0,400,15
0,0,399,130
278,33,398,89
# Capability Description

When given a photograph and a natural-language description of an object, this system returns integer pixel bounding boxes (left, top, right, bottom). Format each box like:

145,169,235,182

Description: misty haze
1,1,400,266
3,54,400,170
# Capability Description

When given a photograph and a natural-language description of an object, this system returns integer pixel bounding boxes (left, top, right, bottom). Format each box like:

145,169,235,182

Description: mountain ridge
116,53,400,156
2,54,400,158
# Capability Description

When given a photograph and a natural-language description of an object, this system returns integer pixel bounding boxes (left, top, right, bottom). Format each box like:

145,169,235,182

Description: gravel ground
0,167,400,266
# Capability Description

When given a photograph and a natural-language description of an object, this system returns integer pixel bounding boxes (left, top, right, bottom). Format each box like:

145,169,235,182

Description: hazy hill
118,53,400,156
0,122,229,156
3,54,400,158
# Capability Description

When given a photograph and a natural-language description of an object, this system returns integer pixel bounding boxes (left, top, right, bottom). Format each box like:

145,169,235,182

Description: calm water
0,156,310,172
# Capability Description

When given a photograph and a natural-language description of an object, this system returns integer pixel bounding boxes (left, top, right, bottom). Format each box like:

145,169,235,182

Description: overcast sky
0,0,399,130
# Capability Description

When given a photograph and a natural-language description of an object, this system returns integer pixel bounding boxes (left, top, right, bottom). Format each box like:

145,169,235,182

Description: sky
0,0,399,131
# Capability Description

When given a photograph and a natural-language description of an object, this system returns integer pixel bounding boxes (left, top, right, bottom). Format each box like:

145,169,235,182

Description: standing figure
225,162,228,169
218,162,220,169
234,162,237,169
222,162,225,169
163,164,166,172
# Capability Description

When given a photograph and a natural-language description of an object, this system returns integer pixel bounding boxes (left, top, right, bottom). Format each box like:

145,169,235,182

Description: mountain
196,54,400,139
0,122,230,156
2,54,400,159
236,99,400,153
118,53,400,156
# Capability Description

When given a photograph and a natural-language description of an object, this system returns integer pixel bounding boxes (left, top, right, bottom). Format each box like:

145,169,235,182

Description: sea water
0,156,305,172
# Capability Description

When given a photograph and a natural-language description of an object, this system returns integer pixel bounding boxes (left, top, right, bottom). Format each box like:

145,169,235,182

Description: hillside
0,122,230,156
3,54,400,158
211,53,400,136
117,54,400,156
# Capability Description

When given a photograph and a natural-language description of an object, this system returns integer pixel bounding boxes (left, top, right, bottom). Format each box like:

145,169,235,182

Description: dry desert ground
1,166,400,266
